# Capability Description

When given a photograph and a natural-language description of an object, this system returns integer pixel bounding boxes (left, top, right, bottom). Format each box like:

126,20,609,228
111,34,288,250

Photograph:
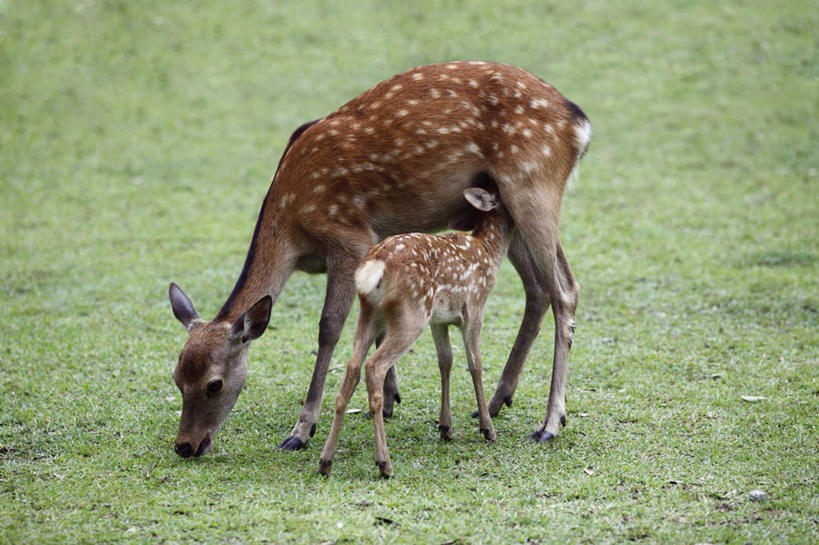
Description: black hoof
529,429,556,443
318,458,332,476
503,395,513,407
309,423,317,437
471,409,479,418
375,460,391,479
279,436,307,451
438,425,452,440
481,428,494,441
382,407,394,418
560,414,567,428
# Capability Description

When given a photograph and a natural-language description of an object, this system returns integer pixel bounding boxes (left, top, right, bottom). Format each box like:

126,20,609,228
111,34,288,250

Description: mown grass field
1,1,816,543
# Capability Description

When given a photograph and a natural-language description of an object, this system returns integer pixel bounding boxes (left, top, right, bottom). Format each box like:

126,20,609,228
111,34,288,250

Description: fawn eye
206,379,223,396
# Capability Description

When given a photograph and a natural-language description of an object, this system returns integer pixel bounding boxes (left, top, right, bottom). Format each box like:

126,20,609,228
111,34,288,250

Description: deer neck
213,189,296,323
471,213,510,268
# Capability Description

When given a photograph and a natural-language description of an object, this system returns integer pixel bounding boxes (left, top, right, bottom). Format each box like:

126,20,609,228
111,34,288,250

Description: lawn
1,0,816,543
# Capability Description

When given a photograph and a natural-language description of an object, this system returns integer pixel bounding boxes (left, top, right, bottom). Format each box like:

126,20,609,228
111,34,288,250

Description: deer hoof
481,428,496,442
279,436,307,451
318,458,333,476
560,414,567,428
438,425,453,441
529,429,556,443
376,460,393,479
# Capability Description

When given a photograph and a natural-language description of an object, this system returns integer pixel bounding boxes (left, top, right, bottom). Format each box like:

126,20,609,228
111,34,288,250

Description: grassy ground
1,0,816,543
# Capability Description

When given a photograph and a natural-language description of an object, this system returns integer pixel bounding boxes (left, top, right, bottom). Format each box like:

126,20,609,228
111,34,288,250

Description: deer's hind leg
318,300,378,475
365,313,426,478
495,175,579,442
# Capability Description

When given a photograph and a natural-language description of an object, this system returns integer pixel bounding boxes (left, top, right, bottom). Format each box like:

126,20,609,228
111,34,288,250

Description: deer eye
206,379,223,396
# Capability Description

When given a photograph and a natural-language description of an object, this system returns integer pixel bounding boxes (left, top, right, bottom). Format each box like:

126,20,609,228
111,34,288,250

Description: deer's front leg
483,232,551,417
280,252,361,451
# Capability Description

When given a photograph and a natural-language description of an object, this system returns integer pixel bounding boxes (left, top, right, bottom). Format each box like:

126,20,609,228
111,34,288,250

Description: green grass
1,0,816,543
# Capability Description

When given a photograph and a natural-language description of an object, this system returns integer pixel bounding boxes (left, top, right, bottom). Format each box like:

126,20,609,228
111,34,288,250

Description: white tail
319,186,512,478
354,259,386,302
169,61,589,457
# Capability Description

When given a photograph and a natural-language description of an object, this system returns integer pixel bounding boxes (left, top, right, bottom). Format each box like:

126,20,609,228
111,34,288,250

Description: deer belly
429,289,465,326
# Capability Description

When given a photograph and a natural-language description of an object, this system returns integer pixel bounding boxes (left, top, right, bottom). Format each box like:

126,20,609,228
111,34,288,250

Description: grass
1,0,816,543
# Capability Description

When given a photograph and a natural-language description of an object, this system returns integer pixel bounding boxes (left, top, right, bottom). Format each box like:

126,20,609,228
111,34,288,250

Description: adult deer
169,61,590,457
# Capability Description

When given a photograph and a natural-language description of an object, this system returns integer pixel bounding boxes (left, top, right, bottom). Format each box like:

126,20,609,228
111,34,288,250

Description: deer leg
430,324,454,440
366,320,425,478
280,251,362,451
497,184,579,442
375,331,401,418
481,231,550,417
461,313,496,442
318,302,377,475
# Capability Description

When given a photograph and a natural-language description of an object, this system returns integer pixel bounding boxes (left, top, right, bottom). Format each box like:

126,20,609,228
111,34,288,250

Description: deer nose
174,442,193,458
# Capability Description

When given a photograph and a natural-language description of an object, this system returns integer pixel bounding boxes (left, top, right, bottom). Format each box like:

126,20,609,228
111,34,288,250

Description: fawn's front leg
430,324,454,440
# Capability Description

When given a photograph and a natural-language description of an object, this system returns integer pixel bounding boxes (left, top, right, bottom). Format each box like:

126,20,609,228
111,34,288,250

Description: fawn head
168,283,272,458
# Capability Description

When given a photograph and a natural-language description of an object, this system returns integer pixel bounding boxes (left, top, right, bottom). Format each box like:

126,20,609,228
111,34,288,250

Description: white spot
466,142,482,155
516,81,527,90
542,144,552,157
313,184,326,193
468,79,479,88
530,98,549,109
412,73,424,80
430,88,441,98
407,99,419,105
522,161,538,173
426,140,439,148
446,64,458,70
364,127,375,135
522,128,533,138
510,145,519,154
302,204,315,213
544,123,554,134
391,83,403,92
514,105,525,114
328,204,338,216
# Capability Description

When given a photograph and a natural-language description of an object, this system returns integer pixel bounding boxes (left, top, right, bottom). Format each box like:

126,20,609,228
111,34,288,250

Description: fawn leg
430,324,454,440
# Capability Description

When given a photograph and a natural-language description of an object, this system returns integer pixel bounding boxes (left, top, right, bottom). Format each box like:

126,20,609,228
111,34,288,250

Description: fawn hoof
279,436,307,451
376,460,393,479
438,425,453,441
529,428,556,443
481,428,496,442
561,414,567,428
318,458,333,476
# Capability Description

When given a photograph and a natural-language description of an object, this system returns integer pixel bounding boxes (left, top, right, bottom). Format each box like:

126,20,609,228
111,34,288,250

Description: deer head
168,283,272,458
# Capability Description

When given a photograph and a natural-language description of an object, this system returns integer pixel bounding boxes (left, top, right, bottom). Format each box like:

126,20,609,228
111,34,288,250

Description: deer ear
169,283,200,332
230,296,272,344
463,187,498,212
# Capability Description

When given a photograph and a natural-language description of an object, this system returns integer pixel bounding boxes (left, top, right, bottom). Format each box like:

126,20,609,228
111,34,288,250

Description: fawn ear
169,283,200,332
230,296,272,344
463,187,499,212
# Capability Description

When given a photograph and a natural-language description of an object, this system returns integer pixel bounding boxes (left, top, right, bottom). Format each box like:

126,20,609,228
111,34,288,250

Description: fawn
318,185,513,478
